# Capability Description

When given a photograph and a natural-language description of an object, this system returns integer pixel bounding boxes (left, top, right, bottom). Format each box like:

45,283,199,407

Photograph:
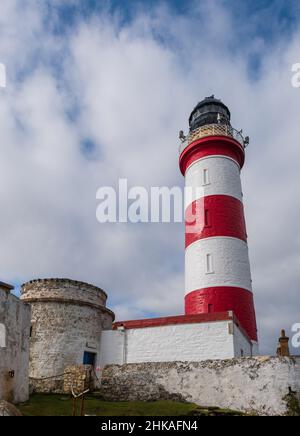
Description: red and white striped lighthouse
179,96,258,347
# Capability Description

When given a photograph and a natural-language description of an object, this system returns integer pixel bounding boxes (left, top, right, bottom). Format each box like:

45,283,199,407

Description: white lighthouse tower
179,96,258,350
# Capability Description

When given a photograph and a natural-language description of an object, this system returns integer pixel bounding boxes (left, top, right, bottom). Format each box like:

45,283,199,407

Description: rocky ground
0,400,22,416
17,394,247,416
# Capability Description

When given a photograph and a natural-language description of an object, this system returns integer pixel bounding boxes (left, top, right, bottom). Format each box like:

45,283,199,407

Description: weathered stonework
63,365,93,395
0,283,31,404
100,357,300,416
0,400,22,416
21,278,114,393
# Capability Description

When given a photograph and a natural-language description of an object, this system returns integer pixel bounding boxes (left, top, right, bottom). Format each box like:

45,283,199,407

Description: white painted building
100,312,255,367
0,281,31,404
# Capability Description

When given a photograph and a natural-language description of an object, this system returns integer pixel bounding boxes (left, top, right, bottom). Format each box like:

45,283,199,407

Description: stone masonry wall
101,357,300,416
63,365,94,395
21,279,114,393
0,290,31,403
21,278,110,311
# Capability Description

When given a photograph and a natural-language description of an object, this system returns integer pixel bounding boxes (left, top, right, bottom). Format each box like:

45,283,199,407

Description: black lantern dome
189,96,231,132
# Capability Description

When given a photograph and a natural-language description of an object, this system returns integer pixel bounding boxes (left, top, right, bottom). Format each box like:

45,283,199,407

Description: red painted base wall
185,286,258,342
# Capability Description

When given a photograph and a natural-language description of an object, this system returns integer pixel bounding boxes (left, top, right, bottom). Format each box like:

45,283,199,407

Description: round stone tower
21,278,114,392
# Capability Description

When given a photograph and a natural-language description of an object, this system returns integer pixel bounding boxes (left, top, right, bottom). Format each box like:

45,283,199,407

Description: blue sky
17,0,298,95
49,0,300,43
9,1,300,87
1,0,300,354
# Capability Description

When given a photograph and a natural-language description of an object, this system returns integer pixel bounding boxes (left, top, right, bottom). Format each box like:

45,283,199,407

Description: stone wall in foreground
101,357,300,416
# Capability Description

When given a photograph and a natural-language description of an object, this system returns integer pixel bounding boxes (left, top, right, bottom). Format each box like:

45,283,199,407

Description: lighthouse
100,96,258,365
179,96,258,350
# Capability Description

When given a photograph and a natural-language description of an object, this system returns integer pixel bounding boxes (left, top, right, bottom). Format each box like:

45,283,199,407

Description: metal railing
179,124,245,154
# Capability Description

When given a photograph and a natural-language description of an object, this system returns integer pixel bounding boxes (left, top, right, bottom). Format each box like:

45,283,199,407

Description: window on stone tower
203,168,210,185
29,322,36,339
206,253,214,274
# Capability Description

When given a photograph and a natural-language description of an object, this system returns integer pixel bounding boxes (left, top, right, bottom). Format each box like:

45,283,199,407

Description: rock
0,400,22,416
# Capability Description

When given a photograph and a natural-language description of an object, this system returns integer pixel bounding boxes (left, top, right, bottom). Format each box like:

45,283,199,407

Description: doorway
83,351,96,367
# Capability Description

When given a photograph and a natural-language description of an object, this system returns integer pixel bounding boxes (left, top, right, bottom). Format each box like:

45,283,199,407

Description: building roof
189,95,231,126
0,281,14,292
21,278,108,299
114,311,231,328
113,311,252,344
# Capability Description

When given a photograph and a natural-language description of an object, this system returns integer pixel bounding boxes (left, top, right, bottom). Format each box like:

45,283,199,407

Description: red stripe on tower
185,195,247,247
185,287,257,342
179,96,258,344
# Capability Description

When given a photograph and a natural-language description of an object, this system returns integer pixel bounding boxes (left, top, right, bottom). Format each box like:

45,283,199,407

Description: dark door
83,351,96,366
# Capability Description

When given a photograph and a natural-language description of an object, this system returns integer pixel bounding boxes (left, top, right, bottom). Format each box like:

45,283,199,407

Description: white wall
0,323,6,348
0,290,31,404
185,237,252,293
102,357,300,416
251,341,260,356
100,321,253,367
99,330,125,368
233,323,253,357
185,156,243,207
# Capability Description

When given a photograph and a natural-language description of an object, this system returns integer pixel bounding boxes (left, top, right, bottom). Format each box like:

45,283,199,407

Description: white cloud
0,0,299,354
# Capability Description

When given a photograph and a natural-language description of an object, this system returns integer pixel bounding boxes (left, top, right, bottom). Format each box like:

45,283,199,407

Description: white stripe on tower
184,156,243,209
185,237,252,294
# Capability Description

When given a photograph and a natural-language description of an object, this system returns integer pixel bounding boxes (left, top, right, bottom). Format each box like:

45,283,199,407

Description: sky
0,0,300,355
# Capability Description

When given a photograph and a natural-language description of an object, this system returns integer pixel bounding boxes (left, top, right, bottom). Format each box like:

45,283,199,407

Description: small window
204,209,210,227
29,322,36,339
203,168,210,185
0,323,6,348
208,304,213,313
206,253,214,274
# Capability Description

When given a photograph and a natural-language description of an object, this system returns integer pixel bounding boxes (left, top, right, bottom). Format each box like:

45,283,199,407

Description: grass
18,394,198,416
